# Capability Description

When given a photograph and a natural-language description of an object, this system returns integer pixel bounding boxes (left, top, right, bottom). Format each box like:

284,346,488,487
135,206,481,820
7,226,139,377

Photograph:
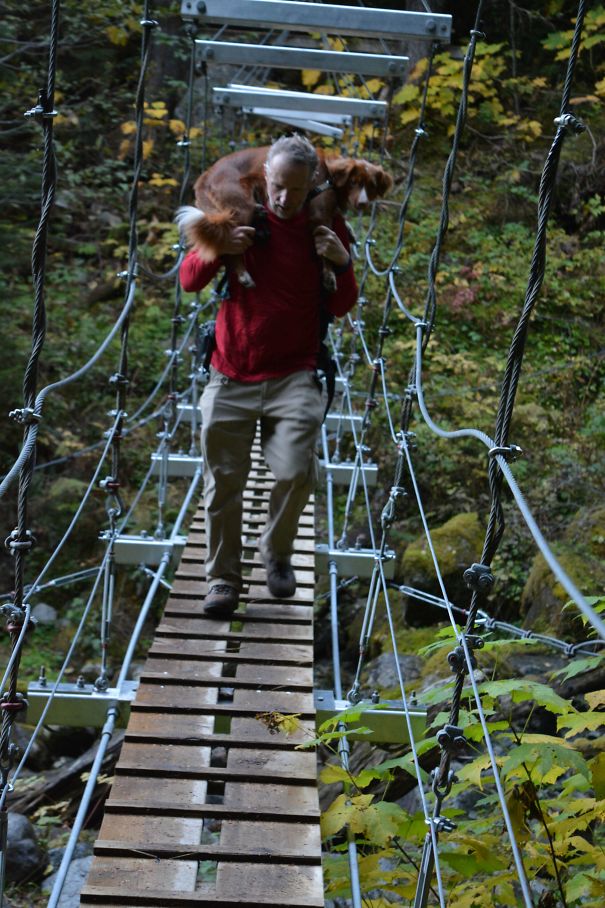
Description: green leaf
502,740,590,783
550,654,604,682
558,711,605,738
590,752,605,799
478,679,574,716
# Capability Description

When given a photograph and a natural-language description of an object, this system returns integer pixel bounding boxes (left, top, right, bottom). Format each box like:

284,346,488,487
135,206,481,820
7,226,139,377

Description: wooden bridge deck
81,443,324,907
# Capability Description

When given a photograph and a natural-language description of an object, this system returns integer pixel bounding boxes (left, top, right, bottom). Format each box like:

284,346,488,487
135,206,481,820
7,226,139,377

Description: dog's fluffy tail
175,205,236,261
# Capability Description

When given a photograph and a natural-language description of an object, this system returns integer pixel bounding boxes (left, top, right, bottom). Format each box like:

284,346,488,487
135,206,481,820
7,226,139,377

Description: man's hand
313,226,349,268
220,226,256,255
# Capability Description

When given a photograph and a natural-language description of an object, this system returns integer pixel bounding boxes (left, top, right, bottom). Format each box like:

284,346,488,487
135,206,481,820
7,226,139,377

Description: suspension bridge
1,1,603,907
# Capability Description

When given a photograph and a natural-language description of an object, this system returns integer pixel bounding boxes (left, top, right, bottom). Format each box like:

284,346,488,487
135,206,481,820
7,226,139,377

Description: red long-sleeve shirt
179,205,357,382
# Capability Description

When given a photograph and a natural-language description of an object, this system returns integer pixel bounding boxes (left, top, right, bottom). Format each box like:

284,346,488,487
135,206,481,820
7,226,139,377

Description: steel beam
197,40,408,77
315,690,426,744
24,681,138,728
214,85,386,119
243,106,351,126
150,453,204,477
111,533,187,566
324,412,363,431
315,544,396,578
320,460,378,486
248,112,344,138
182,0,452,42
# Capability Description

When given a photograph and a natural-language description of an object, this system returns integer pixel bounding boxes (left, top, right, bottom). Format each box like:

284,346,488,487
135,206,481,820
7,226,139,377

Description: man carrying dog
179,134,358,617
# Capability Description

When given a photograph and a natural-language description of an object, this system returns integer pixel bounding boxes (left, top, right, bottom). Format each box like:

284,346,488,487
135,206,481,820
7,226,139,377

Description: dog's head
326,158,393,210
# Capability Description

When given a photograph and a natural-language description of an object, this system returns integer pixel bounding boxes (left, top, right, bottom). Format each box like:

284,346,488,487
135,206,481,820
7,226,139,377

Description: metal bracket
320,460,378,486
182,1,452,42
150,453,204,477
243,106,351,126
315,690,426,744
244,111,344,138
324,412,363,432
315,544,396,578
24,680,138,728
215,86,387,119
177,402,202,424
111,533,187,566
197,40,408,77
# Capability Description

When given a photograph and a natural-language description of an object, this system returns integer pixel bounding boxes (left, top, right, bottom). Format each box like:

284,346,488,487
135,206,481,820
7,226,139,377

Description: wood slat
84,442,323,905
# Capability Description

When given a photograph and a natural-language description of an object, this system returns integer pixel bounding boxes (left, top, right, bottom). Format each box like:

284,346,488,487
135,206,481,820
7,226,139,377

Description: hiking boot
263,556,296,599
203,584,239,618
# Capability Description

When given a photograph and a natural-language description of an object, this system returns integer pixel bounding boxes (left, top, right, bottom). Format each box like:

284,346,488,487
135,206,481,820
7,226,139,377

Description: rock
10,723,54,772
47,841,93,874
365,652,423,691
4,812,47,883
42,855,93,906
521,505,605,639
31,602,58,625
398,512,484,624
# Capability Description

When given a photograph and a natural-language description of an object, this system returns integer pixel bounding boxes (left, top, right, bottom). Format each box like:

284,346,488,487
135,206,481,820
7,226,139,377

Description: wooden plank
164,601,314,622
139,659,313,690
84,855,197,892
104,801,319,821
216,863,324,904
149,640,313,666
96,814,204,846
94,834,322,864
80,885,324,906
155,620,313,643
131,686,315,718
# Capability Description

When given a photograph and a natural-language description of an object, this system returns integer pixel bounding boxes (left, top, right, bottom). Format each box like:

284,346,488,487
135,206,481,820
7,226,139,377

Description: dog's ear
326,157,357,188
375,167,393,196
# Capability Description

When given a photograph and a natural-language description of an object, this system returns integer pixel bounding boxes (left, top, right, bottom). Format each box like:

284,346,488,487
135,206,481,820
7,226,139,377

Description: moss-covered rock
397,512,485,624
520,505,605,639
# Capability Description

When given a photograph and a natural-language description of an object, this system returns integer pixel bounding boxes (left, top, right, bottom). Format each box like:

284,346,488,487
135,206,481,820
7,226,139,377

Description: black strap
306,178,334,203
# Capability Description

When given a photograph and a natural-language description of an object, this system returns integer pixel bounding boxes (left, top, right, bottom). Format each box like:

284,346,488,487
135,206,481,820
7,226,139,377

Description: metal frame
214,85,386,119
197,40,408,77
248,112,344,138
315,544,396,579
324,412,363,431
24,680,138,728
150,453,204,478
320,460,378,486
243,106,352,126
315,690,426,744
182,0,452,42
111,533,187,566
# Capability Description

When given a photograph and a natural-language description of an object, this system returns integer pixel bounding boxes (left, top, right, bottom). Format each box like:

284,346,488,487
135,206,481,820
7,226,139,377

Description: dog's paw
238,270,256,289
322,267,337,294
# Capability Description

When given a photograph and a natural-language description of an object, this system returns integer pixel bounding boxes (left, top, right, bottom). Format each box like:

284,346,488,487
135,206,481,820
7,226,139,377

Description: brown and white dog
176,146,392,291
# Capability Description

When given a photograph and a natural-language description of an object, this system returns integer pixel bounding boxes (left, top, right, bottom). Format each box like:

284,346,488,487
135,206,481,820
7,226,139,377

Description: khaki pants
200,367,324,590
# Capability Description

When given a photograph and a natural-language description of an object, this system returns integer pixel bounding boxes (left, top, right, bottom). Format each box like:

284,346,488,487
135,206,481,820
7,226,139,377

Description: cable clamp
470,29,487,39
4,529,36,555
489,444,522,462
447,645,476,675
140,18,160,28
8,407,41,425
431,767,457,799
554,113,586,134
24,89,58,121
415,320,428,330
378,326,391,338
176,138,191,148
109,373,129,388
415,126,428,138
404,385,417,401
0,693,27,715
99,476,120,492
463,562,495,593
434,815,457,833
437,724,466,753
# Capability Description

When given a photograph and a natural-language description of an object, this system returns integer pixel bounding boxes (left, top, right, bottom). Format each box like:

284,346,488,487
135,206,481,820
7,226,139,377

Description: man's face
266,153,314,220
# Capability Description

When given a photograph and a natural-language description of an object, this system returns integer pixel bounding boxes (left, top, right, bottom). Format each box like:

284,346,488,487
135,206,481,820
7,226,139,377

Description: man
180,135,358,617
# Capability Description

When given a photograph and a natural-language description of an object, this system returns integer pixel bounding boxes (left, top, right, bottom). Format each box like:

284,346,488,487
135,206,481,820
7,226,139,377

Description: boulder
42,855,94,907
364,651,423,692
398,512,484,624
521,505,605,639
4,812,47,883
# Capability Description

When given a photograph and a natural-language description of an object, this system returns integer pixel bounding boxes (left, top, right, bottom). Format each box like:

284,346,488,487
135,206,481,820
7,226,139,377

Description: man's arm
315,217,358,317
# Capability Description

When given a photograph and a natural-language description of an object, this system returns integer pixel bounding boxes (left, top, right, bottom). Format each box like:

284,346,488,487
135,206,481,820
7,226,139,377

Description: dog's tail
175,205,237,261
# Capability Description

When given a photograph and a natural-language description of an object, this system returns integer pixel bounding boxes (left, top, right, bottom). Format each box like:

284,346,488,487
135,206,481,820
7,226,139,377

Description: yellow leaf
314,84,335,96
142,139,154,160
120,121,137,135
585,689,605,710
145,107,167,120
319,764,350,785
190,127,202,138
106,25,128,46
365,78,384,95
328,37,345,52
400,109,419,126
168,119,186,135
394,84,419,106
302,69,322,88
